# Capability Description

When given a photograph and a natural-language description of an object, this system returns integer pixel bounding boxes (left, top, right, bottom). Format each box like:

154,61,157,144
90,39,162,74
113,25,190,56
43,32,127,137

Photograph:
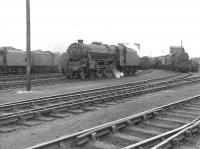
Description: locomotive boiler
62,40,140,79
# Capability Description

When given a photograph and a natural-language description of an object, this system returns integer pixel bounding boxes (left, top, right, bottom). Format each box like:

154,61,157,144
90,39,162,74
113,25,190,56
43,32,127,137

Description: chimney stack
78,39,83,44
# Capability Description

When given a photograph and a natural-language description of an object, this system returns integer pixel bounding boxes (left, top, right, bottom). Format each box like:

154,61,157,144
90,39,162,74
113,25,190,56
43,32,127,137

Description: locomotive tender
62,40,140,79
0,47,61,74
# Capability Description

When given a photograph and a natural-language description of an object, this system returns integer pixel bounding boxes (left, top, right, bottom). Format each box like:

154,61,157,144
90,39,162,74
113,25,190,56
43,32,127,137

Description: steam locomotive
154,46,199,72
61,40,140,79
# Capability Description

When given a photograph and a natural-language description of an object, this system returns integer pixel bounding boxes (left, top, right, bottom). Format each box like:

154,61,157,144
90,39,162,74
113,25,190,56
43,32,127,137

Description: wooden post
26,0,31,91
181,40,182,48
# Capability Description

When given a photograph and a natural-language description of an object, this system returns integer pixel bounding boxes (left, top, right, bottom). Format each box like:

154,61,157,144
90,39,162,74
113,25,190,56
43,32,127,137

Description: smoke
112,68,124,78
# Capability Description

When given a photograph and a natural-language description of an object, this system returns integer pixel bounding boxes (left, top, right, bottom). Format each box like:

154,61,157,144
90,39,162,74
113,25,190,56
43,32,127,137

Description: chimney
78,39,83,44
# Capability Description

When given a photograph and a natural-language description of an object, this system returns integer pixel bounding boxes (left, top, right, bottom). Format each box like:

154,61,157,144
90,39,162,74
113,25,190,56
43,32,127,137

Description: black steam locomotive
61,40,140,79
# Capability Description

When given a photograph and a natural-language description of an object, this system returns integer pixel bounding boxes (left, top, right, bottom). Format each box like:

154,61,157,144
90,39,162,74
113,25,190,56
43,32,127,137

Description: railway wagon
162,54,172,69
140,56,158,69
152,57,162,69
62,40,140,79
139,56,151,69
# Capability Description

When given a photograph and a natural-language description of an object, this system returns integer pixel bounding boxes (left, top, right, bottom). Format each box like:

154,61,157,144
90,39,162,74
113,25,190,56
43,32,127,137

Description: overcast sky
0,0,200,57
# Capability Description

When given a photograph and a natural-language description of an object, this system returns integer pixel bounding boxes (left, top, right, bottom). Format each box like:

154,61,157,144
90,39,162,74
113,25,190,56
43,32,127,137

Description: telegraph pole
26,0,31,91
181,40,182,48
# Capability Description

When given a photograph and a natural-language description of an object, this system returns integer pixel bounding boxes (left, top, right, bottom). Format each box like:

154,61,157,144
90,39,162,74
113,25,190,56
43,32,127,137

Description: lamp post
26,0,31,91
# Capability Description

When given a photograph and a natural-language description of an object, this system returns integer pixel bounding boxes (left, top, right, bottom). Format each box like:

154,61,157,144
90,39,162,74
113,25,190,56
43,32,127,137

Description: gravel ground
0,79,199,148
173,132,200,149
0,69,177,104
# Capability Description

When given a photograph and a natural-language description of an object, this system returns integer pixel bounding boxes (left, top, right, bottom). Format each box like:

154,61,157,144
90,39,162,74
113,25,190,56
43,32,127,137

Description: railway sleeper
162,113,197,120
52,106,70,113
76,118,143,146
142,121,178,130
172,110,200,116
181,106,200,111
154,117,189,125
81,106,97,112
16,103,34,110
181,106,200,112
0,116,20,125
128,126,162,136
190,101,200,107
0,106,17,112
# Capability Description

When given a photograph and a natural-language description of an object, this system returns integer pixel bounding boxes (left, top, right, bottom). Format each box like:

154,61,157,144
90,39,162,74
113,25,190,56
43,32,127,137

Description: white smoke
112,68,124,78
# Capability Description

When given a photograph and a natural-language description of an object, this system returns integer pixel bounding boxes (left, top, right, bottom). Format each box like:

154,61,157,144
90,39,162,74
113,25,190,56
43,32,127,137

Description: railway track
0,70,150,82
135,69,153,75
0,73,65,90
0,74,199,133
0,76,67,90
0,70,153,90
0,73,183,108
0,73,63,82
25,95,200,149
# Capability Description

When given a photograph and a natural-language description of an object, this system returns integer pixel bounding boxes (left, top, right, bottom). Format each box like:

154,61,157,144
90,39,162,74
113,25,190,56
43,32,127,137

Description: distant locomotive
61,40,140,79
154,46,198,72
0,47,62,74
